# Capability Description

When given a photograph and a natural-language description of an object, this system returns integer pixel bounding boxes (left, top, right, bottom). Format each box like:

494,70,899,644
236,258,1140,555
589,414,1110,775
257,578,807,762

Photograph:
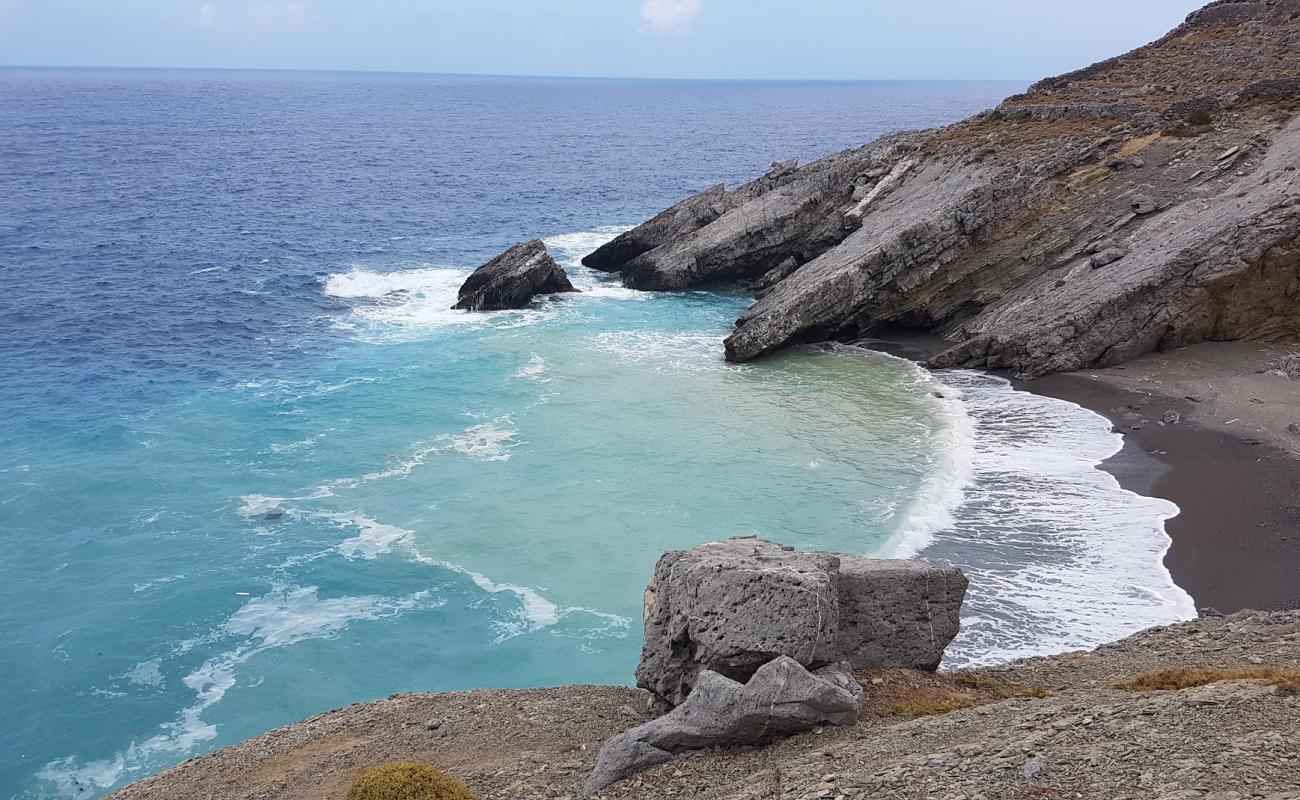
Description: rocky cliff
585,0,1300,377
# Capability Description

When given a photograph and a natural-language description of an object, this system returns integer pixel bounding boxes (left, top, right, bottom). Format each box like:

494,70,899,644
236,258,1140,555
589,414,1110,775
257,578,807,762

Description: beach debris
636,537,967,707
1161,410,1182,425
1288,423,1300,434
584,657,862,795
1272,352,1300,379
1185,394,1205,403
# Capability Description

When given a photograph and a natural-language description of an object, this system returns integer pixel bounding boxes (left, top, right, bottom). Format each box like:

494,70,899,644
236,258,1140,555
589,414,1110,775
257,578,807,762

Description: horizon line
0,63,1032,84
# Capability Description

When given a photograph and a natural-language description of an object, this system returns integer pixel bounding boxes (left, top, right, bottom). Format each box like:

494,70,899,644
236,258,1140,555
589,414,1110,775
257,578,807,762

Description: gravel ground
109,611,1300,800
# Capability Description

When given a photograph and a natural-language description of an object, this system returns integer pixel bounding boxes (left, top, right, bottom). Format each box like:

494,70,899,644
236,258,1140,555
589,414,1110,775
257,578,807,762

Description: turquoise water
11,235,961,797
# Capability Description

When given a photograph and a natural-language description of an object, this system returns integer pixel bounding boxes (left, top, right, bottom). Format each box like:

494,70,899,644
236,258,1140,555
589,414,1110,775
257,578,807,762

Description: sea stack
453,239,578,311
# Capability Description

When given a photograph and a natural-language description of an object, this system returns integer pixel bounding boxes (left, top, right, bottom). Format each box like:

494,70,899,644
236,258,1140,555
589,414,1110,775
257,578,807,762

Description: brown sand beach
865,332,1300,614
1025,341,1300,614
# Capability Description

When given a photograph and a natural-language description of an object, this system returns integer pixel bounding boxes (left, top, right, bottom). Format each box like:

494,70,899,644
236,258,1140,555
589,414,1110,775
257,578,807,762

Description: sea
0,69,1196,799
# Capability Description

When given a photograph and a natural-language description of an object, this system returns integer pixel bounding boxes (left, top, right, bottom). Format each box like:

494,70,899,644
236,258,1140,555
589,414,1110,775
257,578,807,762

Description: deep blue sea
0,69,1195,799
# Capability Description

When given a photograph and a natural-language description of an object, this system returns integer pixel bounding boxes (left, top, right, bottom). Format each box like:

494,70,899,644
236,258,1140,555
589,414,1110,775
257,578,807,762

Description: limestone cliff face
585,0,1300,376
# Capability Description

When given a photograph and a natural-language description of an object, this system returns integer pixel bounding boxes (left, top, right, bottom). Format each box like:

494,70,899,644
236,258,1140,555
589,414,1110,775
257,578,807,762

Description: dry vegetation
345,762,475,800
1116,665,1300,693
857,668,1054,719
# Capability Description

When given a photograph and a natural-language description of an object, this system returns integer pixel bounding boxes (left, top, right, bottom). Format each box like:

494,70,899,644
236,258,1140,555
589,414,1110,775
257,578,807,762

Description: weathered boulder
636,538,967,706
583,657,862,795
452,239,576,311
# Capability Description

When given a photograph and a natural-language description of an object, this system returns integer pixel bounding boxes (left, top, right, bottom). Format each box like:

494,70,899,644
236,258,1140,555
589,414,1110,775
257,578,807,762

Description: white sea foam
329,513,414,559
589,330,741,372
513,353,549,381
322,227,648,341
887,366,977,558
38,586,435,796
121,659,165,689
237,494,283,517
36,585,436,796
914,370,1196,667
542,225,631,265
441,423,519,462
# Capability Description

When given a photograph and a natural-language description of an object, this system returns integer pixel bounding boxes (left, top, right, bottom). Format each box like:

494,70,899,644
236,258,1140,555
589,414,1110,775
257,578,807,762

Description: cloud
640,0,702,34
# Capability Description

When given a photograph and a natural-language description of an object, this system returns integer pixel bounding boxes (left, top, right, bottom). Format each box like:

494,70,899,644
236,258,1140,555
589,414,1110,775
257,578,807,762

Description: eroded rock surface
636,538,967,706
583,657,862,795
585,0,1300,376
453,239,576,311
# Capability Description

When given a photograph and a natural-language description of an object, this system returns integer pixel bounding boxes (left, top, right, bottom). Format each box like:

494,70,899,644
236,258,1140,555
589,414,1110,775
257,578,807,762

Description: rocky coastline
582,0,1300,379
107,3,1300,798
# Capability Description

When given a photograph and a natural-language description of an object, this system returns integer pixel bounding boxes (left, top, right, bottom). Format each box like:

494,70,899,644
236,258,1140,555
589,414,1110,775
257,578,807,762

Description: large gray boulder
453,239,577,311
637,537,966,706
583,657,862,795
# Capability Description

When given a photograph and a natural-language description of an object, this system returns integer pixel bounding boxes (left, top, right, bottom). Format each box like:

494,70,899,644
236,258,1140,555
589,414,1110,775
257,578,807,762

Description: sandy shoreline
864,334,1300,614
1025,354,1300,614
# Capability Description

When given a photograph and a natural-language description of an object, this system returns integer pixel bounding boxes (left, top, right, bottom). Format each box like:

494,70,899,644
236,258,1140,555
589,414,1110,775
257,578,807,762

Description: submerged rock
636,537,967,706
452,239,576,311
583,657,862,795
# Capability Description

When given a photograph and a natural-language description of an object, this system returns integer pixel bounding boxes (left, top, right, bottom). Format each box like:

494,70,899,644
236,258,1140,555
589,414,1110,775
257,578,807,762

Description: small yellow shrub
346,762,474,800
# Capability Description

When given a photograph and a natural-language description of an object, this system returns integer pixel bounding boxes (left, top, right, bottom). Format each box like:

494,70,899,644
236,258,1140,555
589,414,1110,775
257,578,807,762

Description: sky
0,0,1211,81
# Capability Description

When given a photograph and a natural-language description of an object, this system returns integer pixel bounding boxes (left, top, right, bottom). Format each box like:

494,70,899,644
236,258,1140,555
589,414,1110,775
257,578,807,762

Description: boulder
636,538,967,706
452,239,576,311
584,657,862,795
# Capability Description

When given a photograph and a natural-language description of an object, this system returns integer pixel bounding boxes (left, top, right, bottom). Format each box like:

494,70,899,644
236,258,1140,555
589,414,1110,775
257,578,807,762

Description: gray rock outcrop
583,1,1300,377
453,239,577,311
637,538,967,706
583,656,862,795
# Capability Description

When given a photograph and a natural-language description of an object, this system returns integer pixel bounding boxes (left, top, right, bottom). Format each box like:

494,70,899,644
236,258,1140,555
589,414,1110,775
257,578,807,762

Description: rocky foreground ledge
109,541,1300,800
106,613,1300,799
583,0,1300,377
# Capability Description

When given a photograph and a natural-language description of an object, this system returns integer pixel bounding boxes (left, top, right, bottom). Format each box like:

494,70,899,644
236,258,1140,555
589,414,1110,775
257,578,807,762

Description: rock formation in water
584,0,1300,377
637,537,967,707
453,239,577,311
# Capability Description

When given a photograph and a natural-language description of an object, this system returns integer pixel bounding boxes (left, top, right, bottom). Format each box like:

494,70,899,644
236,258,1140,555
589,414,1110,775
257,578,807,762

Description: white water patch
37,586,436,797
325,419,520,495
322,266,556,340
407,551,631,643
543,225,631,266
513,353,550,382
237,494,283,517
441,423,519,462
920,371,1196,667
589,330,745,372
322,227,645,341
121,659,165,689
329,513,414,559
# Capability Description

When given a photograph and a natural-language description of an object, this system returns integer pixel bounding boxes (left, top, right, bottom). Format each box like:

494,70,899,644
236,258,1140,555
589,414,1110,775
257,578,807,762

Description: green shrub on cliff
346,762,474,800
